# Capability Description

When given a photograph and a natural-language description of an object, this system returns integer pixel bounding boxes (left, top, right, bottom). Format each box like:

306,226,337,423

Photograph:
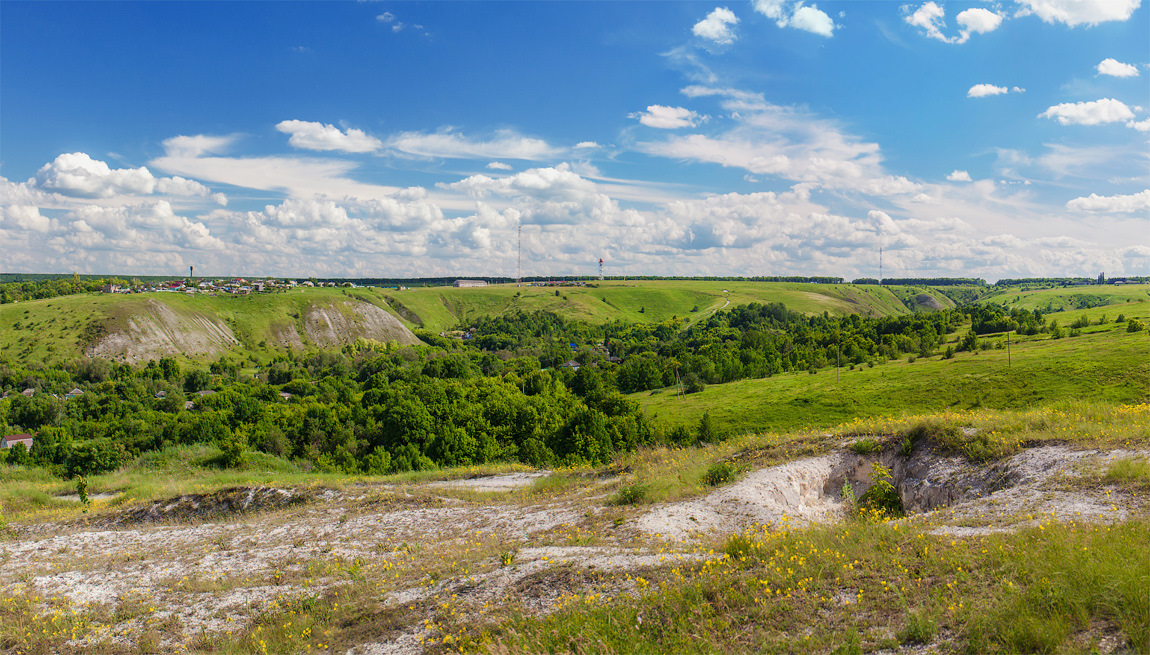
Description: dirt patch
84,298,238,363
427,472,549,492
86,486,312,527
914,293,944,311
303,301,420,347
638,444,1149,541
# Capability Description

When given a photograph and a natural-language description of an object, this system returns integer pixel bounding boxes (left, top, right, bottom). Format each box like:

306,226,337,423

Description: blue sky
1,0,1146,280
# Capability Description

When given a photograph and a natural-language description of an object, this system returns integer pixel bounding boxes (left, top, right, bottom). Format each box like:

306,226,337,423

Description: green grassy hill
1,281,956,366
636,301,1150,436
980,283,1150,313
383,280,947,332
0,287,418,366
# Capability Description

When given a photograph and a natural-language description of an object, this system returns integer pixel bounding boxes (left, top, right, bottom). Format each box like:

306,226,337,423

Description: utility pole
1006,331,1011,368
836,334,841,384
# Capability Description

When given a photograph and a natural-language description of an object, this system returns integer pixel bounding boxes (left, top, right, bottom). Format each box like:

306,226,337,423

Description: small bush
850,438,880,455
608,483,648,506
857,463,904,518
702,462,734,486
898,611,938,644
1127,318,1145,333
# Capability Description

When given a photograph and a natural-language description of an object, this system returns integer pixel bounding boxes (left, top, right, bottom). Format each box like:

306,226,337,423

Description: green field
636,302,1150,436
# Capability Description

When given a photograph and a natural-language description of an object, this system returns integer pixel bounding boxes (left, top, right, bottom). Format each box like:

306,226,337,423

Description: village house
1,434,34,450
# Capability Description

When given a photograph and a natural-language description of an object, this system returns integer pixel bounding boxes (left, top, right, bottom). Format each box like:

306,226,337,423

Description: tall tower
190,265,194,282
879,246,882,285
599,258,603,281
517,225,522,286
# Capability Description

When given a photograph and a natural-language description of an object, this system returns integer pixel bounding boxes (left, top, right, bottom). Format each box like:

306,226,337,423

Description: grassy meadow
637,298,1150,437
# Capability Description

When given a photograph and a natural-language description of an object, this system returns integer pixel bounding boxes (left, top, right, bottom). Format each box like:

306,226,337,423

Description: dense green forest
0,300,1059,481
457,302,1040,393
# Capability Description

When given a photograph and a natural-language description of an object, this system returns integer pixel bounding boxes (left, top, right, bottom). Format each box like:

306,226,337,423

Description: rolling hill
0,281,960,365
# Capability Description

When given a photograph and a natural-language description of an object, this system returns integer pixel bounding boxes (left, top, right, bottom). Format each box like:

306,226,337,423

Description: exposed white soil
637,445,1148,541
85,298,419,363
85,299,238,363
426,472,549,491
301,301,420,348
3,446,1145,654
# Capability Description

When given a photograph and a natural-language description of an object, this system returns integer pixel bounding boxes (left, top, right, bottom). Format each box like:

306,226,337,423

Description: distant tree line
853,278,987,287
1,277,128,304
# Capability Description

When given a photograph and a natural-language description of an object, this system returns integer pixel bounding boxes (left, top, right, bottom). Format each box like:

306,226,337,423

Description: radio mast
517,225,522,286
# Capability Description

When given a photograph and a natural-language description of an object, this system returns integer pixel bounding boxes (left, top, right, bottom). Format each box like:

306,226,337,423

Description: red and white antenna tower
517,225,522,286
599,257,603,281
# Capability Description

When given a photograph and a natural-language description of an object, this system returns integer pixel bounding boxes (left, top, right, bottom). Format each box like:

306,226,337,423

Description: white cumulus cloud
1,205,53,233
692,7,739,45
276,120,382,153
1096,58,1140,77
631,105,706,129
968,84,1009,98
1066,189,1150,213
753,0,836,36
1039,98,1136,125
1127,118,1150,131
1013,0,1141,26
956,7,1004,34
947,170,973,182
35,153,156,198
789,5,837,37
31,152,225,204
486,162,513,171
906,2,1003,43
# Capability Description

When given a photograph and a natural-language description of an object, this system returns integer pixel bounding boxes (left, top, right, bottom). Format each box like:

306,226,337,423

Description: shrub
857,462,903,518
1127,318,1145,333
218,431,248,468
702,462,734,486
697,411,716,443
850,438,880,455
898,611,938,644
608,484,648,506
